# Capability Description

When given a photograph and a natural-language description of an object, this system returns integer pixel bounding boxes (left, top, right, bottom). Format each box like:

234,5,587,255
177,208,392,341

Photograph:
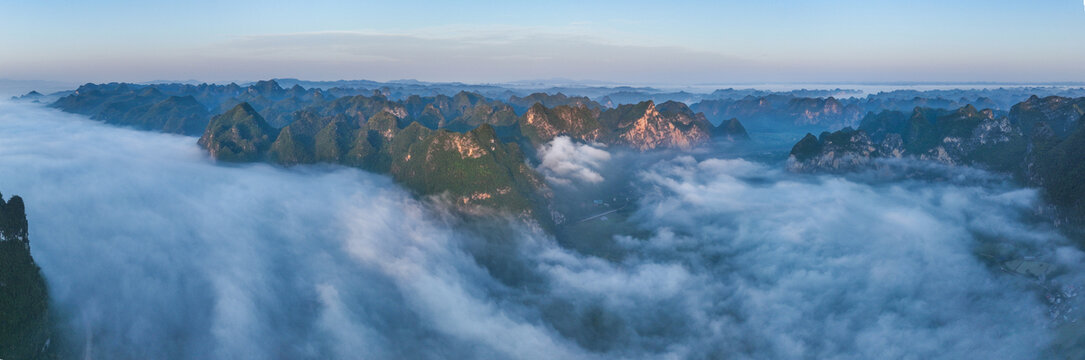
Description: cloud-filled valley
0,100,1081,359
536,136,612,186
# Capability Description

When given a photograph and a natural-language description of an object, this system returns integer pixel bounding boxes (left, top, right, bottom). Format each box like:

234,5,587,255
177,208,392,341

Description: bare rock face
386,124,552,220
519,103,605,145
522,100,743,151
917,107,1019,166
611,101,713,151
878,133,906,159
789,104,1034,174
786,99,1085,227
787,128,879,172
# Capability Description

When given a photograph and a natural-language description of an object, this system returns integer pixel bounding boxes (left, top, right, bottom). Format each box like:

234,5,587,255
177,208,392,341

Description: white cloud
615,155,1082,358
0,101,1080,358
536,136,611,186
0,101,583,359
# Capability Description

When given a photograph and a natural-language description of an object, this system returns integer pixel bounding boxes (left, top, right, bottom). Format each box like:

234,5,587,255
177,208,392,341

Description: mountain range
788,95,1085,228
47,80,749,226
28,80,1085,229
36,80,1085,132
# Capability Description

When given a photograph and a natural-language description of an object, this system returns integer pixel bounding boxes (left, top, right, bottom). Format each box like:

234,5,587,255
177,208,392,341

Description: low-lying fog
0,100,1081,359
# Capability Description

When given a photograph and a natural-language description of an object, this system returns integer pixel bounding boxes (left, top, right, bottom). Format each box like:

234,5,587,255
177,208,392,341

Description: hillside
787,97,1085,226
0,193,55,360
49,81,757,225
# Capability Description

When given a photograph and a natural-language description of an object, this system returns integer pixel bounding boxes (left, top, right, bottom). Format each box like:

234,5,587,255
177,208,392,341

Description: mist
536,137,611,186
0,100,1080,359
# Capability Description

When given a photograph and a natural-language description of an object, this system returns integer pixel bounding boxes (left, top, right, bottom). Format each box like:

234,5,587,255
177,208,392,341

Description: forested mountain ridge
47,80,749,226
788,96,1085,227
0,193,55,360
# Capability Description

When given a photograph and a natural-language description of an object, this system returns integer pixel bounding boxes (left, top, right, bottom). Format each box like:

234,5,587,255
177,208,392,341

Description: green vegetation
199,104,554,220
506,92,603,114
55,81,748,225
313,120,354,163
962,137,1028,174
796,98,1085,226
52,86,211,136
387,124,549,218
197,103,277,162
1036,118,1085,217
1009,95,1085,138
51,80,338,135
789,133,822,161
268,111,347,165
858,110,908,142
715,118,750,140
0,194,55,360
189,92,744,224
599,101,653,129
518,103,605,146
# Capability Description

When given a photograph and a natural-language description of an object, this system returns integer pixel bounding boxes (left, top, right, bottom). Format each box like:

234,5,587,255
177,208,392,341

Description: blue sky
1,0,1084,84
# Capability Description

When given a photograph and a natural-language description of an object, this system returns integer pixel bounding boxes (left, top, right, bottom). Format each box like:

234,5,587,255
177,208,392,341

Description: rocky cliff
788,98,1085,226
787,105,1023,172
385,124,552,219
51,80,332,135
199,103,554,222
55,80,752,225
787,128,883,173
0,193,55,359
53,81,748,153
600,100,715,151
519,103,606,146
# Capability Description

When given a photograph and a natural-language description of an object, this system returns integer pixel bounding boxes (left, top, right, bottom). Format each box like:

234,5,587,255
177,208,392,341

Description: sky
1,0,1084,85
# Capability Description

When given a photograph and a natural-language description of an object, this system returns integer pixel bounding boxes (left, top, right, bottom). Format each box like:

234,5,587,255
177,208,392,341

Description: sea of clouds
535,136,611,186
0,100,1080,359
